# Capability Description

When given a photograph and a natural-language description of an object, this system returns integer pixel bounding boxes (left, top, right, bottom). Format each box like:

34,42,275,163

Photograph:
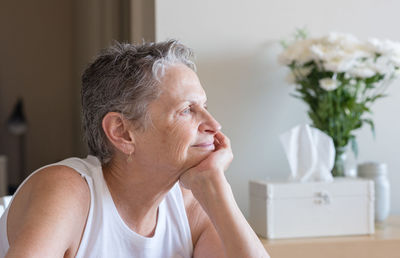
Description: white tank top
0,155,193,258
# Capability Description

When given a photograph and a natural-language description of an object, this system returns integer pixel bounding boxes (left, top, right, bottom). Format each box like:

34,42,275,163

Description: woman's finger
214,135,221,146
214,131,230,149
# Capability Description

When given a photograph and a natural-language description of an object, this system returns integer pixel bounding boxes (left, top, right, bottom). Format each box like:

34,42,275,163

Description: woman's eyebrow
185,98,208,105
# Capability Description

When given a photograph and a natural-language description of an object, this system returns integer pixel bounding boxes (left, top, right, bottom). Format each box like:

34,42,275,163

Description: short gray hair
81,40,196,164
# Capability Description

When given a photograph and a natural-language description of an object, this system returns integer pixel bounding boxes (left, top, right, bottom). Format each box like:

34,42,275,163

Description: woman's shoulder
6,165,91,256
28,164,91,194
19,165,92,215
11,165,91,219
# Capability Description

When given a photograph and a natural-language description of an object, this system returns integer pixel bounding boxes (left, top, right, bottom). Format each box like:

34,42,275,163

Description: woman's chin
182,151,212,169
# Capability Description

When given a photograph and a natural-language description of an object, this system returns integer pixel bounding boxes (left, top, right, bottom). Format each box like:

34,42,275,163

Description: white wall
155,0,400,217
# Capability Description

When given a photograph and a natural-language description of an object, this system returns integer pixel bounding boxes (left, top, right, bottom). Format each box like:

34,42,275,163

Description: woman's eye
182,108,191,114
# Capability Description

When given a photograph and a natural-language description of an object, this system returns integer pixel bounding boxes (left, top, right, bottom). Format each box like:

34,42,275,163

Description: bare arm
5,166,90,258
180,132,269,258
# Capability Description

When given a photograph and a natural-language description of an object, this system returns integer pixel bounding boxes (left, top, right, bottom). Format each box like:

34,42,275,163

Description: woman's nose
199,111,221,133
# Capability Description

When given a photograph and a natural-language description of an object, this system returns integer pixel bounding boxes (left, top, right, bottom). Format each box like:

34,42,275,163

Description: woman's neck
102,156,179,237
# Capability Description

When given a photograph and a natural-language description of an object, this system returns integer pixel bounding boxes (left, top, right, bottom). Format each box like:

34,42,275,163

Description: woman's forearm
192,178,269,258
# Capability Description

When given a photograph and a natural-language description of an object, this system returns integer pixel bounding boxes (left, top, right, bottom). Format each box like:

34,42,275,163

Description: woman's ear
102,112,135,155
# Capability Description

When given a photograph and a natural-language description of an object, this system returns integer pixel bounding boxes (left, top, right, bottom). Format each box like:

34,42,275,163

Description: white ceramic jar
358,162,390,222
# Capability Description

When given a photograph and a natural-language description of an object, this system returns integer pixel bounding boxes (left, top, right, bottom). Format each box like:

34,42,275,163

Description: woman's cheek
167,122,194,164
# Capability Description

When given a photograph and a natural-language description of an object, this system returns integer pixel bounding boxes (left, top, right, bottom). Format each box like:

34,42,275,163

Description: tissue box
249,178,375,239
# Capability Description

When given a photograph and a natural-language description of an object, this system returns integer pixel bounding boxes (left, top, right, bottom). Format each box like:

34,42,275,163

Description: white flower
367,38,400,55
306,33,372,73
279,39,315,65
348,61,376,78
391,57,400,67
294,66,313,78
371,56,395,75
284,67,312,85
323,56,358,73
319,78,339,91
280,32,400,84
309,44,328,59
325,32,360,45
367,38,400,67
348,67,376,78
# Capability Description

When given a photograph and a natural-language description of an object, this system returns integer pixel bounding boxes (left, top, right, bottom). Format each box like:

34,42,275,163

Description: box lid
249,178,374,199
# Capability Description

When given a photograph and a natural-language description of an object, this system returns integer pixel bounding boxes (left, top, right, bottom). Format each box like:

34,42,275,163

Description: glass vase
332,147,347,177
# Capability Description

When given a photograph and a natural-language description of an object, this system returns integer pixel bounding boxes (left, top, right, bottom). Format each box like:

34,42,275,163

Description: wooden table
260,216,400,258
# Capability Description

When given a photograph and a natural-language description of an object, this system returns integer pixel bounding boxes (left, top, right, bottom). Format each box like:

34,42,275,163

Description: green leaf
290,93,302,99
280,39,289,48
365,93,387,103
350,135,358,158
363,119,376,139
295,27,308,40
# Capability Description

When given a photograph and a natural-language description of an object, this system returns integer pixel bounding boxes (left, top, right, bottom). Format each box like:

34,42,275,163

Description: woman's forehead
158,65,206,104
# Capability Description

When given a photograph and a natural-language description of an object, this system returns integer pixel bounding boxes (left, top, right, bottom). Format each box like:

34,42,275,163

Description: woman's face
132,64,221,174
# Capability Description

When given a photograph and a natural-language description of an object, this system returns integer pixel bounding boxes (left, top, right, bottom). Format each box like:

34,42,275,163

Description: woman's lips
192,142,215,149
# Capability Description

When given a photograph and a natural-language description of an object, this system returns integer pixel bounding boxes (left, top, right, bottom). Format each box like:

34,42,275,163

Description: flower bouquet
279,31,400,177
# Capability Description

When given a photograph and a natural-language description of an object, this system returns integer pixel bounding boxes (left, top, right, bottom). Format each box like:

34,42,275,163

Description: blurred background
0,0,153,193
0,0,399,218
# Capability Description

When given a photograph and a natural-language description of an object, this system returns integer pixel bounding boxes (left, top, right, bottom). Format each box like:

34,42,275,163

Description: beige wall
0,0,132,188
72,0,128,157
0,0,74,186
72,0,154,157
130,0,155,43
155,0,400,217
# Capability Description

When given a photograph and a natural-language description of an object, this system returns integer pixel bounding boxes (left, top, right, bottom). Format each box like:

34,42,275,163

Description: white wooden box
249,178,375,239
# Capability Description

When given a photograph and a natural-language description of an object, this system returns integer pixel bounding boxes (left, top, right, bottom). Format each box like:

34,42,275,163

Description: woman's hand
180,132,270,258
179,131,233,195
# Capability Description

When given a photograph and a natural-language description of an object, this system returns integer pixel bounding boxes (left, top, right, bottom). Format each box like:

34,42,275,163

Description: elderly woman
0,40,269,258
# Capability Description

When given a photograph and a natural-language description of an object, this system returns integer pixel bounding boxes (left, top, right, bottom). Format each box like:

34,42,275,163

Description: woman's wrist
190,172,234,214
